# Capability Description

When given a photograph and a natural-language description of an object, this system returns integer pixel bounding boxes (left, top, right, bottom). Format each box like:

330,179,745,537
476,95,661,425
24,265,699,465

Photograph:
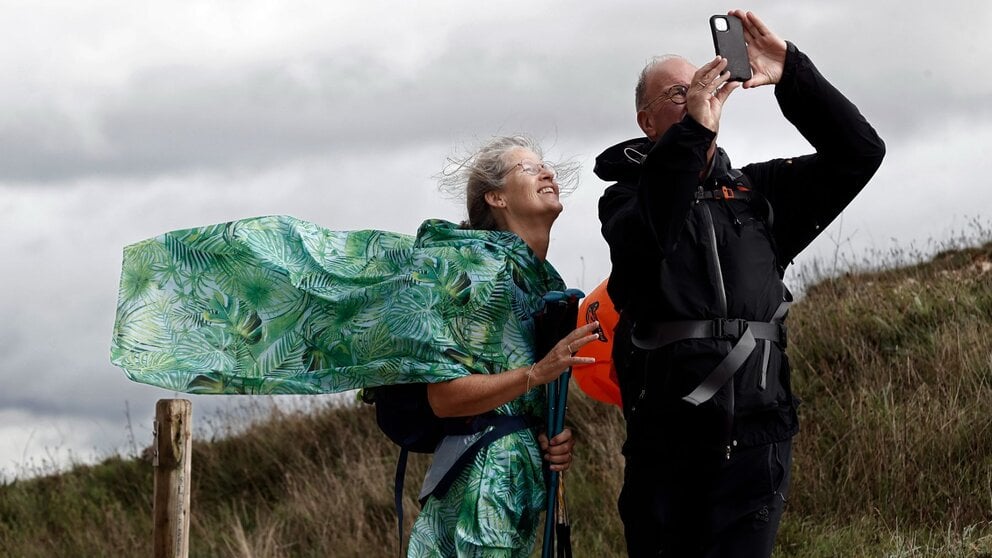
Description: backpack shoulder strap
391,414,536,556
393,447,410,558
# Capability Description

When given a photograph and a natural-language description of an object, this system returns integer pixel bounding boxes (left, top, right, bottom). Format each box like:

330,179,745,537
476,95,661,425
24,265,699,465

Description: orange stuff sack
572,278,622,407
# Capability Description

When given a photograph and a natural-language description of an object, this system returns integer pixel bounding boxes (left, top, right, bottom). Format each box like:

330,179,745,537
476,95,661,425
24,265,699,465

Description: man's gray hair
635,54,688,110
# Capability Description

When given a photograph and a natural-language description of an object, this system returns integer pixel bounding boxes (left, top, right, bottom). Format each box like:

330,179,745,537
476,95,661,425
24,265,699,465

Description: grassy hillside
777,241,992,557
1,242,990,557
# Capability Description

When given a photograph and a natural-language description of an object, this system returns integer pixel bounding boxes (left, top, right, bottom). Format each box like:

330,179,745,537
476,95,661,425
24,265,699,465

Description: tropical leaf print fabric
112,216,561,396
407,430,546,557
110,215,565,556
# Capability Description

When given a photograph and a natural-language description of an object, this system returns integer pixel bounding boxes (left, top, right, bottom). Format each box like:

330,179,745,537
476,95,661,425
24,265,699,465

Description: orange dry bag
572,278,622,407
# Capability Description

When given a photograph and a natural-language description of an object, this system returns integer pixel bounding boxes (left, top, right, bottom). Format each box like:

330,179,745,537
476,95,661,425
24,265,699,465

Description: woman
410,136,599,556
110,135,598,557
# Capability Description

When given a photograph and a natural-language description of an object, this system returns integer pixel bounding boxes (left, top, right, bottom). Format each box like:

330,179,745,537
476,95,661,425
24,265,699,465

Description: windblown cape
112,216,565,555
111,216,563,401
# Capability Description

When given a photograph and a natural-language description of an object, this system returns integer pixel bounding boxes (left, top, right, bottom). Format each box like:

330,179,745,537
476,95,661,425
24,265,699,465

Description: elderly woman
410,136,599,556
111,135,598,557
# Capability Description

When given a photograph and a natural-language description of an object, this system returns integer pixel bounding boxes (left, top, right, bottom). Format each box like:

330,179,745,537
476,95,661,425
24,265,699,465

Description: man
595,10,884,557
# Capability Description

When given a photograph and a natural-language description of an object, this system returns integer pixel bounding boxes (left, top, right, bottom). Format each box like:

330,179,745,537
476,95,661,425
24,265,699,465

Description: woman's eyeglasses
509,160,557,179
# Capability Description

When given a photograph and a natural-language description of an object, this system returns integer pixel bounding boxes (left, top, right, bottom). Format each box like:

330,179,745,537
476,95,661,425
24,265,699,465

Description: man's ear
636,110,654,140
484,190,505,208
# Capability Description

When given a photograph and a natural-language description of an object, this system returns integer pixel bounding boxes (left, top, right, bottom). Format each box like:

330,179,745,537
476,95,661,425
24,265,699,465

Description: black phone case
710,15,751,82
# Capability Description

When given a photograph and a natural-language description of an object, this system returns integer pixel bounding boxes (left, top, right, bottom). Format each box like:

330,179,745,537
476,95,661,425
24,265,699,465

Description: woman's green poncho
111,216,565,556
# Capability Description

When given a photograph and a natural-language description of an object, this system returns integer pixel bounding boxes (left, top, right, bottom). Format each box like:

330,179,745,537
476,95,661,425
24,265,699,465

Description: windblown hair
437,135,580,231
635,54,687,110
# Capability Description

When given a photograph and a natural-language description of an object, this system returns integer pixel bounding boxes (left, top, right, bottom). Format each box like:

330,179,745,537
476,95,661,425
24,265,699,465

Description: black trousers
618,438,792,558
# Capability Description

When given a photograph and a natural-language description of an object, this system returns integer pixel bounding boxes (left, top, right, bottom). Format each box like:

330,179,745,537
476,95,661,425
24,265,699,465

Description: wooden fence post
153,399,193,558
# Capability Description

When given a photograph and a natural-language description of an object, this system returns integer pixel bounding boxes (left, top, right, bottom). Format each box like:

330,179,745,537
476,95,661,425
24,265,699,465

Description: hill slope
2,242,990,557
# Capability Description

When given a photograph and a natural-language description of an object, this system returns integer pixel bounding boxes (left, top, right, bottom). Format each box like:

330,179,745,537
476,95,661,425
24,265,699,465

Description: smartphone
709,15,751,82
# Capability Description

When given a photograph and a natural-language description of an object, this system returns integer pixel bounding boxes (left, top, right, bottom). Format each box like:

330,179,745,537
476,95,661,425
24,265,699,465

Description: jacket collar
594,136,735,184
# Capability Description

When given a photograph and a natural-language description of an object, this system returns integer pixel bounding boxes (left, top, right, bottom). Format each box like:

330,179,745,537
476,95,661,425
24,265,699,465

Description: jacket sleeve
598,182,653,311
598,120,715,310
639,117,717,258
744,42,886,265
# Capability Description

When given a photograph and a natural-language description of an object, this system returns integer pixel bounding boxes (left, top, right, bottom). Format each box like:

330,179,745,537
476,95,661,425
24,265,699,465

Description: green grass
2,241,991,557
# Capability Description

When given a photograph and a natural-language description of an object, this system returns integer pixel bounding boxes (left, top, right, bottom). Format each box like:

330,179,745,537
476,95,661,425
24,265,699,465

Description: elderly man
595,10,884,557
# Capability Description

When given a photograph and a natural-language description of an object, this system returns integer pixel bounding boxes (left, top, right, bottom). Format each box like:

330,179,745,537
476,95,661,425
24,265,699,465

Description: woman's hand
539,427,575,472
527,321,601,387
427,321,600,418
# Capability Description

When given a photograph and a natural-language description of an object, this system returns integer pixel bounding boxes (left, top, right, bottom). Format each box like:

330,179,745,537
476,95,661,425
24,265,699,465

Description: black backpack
360,382,444,453
360,383,440,556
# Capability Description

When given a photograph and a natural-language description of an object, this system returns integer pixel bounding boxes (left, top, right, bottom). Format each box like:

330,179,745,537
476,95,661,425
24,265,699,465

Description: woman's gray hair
438,135,580,231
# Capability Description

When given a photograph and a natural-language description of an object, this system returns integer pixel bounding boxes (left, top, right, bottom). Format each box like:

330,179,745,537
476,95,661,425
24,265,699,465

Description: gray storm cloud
1,0,990,480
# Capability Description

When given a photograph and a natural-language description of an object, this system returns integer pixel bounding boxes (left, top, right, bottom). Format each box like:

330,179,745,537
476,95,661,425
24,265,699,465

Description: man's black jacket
595,43,885,454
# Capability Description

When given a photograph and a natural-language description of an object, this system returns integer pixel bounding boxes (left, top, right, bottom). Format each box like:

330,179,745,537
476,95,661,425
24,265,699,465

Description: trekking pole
556,474,572,558
537,289,584,558
542,375,559,558
544,367,574,558
552,368,573,558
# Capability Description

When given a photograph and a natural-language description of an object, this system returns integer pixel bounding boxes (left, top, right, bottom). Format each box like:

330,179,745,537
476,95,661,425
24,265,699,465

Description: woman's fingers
571,332,601,352
543,430,575,470
539,429,573,451
548,427,573,448
533,322,602,384
563,322,601,353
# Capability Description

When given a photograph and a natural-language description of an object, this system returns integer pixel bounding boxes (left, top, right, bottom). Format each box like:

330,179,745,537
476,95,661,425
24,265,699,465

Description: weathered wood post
153,399,192,558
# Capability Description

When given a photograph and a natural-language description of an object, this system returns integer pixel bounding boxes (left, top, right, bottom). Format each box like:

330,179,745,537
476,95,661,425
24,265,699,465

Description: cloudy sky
2,0,989,480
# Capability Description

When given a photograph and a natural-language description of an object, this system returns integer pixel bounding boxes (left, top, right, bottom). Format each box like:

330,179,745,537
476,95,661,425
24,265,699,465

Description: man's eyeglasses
507,160,557,179
639,84,689,111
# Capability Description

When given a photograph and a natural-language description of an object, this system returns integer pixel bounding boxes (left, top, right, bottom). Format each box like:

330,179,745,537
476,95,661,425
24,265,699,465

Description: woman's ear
484,190,506,209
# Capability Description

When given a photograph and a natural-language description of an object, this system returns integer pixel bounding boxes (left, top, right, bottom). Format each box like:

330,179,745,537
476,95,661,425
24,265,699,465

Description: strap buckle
713,318,747,340
721,186,736,199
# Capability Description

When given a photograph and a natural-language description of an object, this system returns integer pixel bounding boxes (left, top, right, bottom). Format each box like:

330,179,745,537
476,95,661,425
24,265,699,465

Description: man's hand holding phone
691,10,788,134
727,10,788,89
686,56,740,134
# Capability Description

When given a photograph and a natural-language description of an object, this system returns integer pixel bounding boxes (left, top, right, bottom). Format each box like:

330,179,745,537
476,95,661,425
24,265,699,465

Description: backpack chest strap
695,186,753,201
630,301,790,406
631,317,786,350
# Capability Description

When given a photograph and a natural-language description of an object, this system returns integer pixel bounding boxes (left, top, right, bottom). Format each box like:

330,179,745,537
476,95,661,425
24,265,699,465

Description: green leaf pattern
111,216,565,555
